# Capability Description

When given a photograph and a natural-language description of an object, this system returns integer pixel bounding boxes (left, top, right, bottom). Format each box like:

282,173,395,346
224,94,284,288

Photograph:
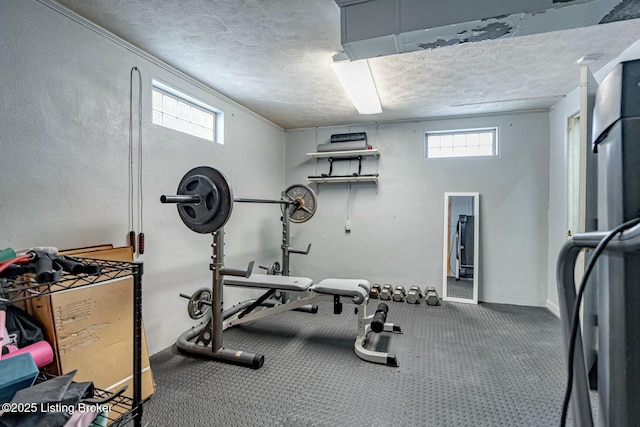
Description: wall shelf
308,175,378,184
306,149,379,159
307,149,380,185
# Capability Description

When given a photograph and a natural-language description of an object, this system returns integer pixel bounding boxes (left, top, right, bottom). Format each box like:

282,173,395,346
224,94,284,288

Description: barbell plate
282,184,317,223
269,261,281,275
176,166,234,234
188,287,213,319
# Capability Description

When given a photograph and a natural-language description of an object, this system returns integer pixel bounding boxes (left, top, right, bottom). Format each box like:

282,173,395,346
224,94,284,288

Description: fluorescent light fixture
331,52,382,115
575,53,603,64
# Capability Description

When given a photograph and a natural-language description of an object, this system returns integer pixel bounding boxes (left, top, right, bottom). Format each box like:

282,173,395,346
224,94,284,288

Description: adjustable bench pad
312,279,371,304
224,274,313,291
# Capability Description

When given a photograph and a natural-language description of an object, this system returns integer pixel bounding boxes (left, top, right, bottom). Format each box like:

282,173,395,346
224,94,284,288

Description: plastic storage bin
0,353,39,403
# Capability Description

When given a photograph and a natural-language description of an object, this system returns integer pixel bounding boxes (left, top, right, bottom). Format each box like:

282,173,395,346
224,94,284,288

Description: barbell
161,166,317,234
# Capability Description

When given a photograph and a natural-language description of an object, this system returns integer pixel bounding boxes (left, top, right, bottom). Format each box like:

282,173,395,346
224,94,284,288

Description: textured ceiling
55,0,640,129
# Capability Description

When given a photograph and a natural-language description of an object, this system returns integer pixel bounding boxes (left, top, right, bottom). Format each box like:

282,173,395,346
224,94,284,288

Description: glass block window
152,81,220,143
425,128,497,158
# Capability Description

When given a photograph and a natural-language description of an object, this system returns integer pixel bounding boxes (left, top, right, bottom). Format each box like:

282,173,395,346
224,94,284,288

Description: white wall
285,112,550,306
0,1,285,355
546,38,640,316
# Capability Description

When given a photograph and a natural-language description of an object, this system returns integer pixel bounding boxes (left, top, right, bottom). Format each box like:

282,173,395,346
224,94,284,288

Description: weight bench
223,274,402,366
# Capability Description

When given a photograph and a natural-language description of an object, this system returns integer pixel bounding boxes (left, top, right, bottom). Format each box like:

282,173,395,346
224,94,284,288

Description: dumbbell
380,284,393,300
406,286,422,304
392,285,406,302
425,287,441,306
369,284,382,299
370,303,389,333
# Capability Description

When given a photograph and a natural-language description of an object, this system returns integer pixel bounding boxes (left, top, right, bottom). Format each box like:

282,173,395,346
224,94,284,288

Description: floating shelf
306,149,379,159
307,175,378,184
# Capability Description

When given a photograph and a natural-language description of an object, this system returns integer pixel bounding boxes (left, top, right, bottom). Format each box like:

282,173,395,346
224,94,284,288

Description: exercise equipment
161,167,263,369
0,252,101,283
380,284,393,300
369,284,381,299
425,287,441,306
162,166,314,304
259,262,281,276
330,132,368,143
161,166,317,234
392,286,406,302
224,275,402,366
180,287,212,320
280,184,317,224
556,59,640,427
1,340,54,369
128,66,144,255
370,303,388,333
164,166,398,369
406,286,422,304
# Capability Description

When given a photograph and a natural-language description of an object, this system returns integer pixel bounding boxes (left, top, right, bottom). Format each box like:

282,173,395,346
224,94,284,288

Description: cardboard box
58,244,114,256
29,246,154,400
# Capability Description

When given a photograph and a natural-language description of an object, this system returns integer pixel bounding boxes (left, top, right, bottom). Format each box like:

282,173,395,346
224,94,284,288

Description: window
425,128,497,158
152,80,222,144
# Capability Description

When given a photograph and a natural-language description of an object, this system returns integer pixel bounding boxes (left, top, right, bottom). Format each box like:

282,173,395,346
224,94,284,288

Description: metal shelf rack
0,258,144,427
307,149,380,185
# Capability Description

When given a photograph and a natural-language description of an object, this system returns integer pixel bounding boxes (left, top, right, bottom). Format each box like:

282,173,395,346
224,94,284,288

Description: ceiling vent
335,0,640,60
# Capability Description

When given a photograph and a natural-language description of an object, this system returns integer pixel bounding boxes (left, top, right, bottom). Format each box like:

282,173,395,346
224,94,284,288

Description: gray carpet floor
142,300,574,427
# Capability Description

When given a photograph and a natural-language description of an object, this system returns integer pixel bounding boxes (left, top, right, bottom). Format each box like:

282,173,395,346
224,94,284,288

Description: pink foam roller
3,340,54,368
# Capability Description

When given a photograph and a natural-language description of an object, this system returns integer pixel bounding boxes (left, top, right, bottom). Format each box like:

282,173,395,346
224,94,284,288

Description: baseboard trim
546,300,560,318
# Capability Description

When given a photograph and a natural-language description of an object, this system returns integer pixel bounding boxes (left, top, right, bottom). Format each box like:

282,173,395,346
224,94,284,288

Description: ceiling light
331,52,382,115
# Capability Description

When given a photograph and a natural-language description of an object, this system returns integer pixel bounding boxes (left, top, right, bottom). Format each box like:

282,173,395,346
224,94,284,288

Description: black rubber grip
371,302,389,333
138,233,145,255
54,256,102,276
129,231,136,252
32,253,61,283
54,257,85,274
252,354,265,370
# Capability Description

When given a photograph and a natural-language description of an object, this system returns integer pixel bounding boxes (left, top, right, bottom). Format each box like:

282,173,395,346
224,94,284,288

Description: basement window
425,128,497,159
152,80,223,144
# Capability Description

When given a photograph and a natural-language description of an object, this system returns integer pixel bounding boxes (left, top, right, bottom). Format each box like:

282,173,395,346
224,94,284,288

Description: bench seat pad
224,274,313,291
312,279,371,304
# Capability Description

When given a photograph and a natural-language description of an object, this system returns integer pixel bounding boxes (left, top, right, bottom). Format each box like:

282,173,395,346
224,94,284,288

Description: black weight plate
178,175,219,225
176,166,234,234
268,261,281,275
188,287,212,319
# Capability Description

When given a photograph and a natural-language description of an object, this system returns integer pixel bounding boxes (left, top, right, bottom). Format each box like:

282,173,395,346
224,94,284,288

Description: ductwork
335,0,640,60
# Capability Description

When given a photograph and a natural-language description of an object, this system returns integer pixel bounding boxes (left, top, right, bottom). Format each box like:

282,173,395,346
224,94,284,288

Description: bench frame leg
224,292,403,366
355,299,403,367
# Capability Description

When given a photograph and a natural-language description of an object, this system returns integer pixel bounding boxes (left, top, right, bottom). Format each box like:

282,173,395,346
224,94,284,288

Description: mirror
443,192,479,304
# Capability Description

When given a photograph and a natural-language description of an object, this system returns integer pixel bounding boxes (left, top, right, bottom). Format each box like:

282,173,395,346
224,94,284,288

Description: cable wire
560,216,640,427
